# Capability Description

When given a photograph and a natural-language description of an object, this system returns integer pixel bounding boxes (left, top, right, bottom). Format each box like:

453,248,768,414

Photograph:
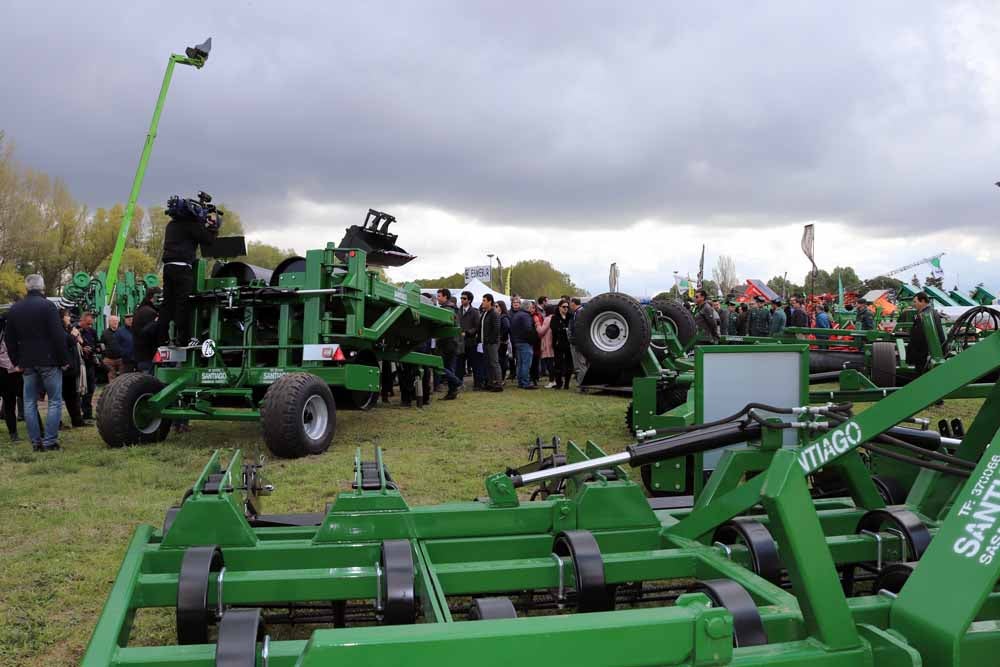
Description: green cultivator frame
85,333,1000,666
96,214,458,457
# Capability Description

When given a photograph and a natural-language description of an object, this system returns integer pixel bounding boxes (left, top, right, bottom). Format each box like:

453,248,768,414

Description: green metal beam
104,48,208,311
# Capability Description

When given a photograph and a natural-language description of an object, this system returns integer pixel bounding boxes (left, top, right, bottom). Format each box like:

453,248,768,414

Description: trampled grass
0,382,985,665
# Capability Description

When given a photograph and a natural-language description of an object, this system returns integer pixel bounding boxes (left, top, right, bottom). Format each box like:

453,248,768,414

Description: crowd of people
0,274,165,451
378,289,589,406
691,288,880,343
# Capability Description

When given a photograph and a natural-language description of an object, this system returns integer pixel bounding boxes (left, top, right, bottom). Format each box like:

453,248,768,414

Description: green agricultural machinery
96,210,458,458
61,270,160,335
574,293,997,498
84,334,1000,666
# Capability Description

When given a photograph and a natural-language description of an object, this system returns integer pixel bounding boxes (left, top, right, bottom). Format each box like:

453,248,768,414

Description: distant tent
419,277,512,308
738,279,780,303
456,278,512,307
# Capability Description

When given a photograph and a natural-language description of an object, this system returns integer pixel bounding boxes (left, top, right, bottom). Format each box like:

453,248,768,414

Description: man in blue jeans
508,296,536,389
4,275,68,452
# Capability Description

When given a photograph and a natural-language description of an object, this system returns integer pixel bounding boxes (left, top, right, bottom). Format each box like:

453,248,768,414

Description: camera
166,190,224,233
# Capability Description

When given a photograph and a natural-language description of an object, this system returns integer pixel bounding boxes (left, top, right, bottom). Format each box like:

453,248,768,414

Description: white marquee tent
432,277,513,307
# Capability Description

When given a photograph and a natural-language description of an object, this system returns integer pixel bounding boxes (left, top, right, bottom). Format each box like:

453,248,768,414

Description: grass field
0,382,985,666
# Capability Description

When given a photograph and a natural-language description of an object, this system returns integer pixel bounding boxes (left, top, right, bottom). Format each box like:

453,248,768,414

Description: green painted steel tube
105,50,207,312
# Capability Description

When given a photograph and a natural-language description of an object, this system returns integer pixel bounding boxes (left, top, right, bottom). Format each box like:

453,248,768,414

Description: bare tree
712,255,738,296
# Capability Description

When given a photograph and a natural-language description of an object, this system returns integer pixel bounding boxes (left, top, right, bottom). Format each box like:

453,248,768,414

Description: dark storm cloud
1,2,997,234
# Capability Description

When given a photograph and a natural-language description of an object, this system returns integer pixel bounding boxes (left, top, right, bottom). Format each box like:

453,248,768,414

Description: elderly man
509,296,537,389
101,315,124,381
4,275,68,451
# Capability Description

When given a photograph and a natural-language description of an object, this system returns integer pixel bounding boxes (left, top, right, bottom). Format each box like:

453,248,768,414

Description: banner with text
464,265,492,282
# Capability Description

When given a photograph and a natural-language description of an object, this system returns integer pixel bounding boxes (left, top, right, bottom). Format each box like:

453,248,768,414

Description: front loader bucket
339,209,416,267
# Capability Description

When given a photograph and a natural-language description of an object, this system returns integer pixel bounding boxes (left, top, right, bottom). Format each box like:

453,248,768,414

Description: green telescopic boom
103,39,211,314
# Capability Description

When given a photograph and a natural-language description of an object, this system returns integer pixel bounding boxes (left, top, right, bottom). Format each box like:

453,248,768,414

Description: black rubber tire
871,475,908,505
259,373,336,458
842,508,931,595
334,350,379,410
553,530,616,613
468,597,518,620
870,341,897,388
380,539,417,625
694,579,768,647
332,386,378,411
575,293,652,369
874,562,917,595
856,508,932,560
215,608,266,667
712,519,783,586
96,373,172,448
651,299,698,349
176,546,224,645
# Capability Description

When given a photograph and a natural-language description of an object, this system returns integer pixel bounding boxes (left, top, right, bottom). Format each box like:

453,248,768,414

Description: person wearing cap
854,297,875,331
715,299,730,338
725,301,738,335
768,298,787,336
749,296,770,337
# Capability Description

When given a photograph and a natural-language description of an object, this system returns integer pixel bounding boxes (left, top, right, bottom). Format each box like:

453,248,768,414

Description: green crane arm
103,43,210,313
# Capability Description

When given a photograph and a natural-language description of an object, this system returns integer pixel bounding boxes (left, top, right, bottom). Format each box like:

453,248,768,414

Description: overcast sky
2,2,999,296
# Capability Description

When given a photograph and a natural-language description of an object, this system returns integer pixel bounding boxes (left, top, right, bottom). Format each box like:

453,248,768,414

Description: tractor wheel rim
133,392,162,434
590,312,629,353
302,395,329,440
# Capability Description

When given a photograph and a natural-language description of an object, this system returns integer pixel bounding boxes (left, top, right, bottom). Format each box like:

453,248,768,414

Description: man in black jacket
480,294,502,391
457,290,481,384
509,296,537,389
907,292,946,373
101,315,124,381
693,290,719,343
78,312,99,420
789,298,810,328
133,288,160,373
434,289,462,400
157,201,218,346
855,298,875,331
4,275,68,451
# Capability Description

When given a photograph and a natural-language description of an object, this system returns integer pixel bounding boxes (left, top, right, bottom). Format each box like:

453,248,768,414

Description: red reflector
333,347,346,361
349,250,356,256
153,351,162,363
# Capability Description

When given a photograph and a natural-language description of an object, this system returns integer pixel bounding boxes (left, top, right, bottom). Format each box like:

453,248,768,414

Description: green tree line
0,130,294,303
410,259,588,301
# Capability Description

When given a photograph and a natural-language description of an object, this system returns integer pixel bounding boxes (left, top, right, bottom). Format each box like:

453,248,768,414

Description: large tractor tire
576,293,652,369
334,351,379,411
260,373,337,458
870,341,897,388
97,373,172,447
650,299,698,349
